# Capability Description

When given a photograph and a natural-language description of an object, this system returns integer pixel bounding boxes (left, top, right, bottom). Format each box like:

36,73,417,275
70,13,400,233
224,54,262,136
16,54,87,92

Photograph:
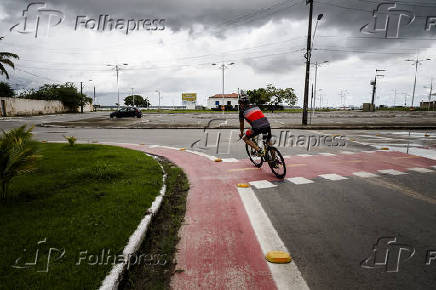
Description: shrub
0,125,38,201
64,135,77,146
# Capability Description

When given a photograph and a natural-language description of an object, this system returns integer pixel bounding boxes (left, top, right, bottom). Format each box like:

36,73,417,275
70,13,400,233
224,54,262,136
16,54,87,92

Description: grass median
0,143,164,289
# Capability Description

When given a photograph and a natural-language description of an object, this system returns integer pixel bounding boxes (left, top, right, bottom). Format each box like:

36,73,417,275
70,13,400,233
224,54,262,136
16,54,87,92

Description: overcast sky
1,0,436,107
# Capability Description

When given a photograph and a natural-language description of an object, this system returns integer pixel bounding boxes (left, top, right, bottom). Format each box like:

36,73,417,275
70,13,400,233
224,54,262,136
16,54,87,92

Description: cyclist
238,94,272,156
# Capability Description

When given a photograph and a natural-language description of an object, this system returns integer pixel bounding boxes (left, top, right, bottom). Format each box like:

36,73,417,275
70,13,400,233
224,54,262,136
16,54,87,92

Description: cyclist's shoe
256,149,265,157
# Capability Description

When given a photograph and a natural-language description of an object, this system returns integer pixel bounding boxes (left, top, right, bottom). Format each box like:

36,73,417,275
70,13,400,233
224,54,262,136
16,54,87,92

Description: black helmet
238,93,249,105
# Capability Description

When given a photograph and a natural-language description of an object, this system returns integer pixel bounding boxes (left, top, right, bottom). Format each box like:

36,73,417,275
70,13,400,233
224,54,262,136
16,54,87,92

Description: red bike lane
119,144,436,289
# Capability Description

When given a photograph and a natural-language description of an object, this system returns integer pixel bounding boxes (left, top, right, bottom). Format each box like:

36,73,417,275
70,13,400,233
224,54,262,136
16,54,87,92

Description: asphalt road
254,172,436,290
1,113,436,289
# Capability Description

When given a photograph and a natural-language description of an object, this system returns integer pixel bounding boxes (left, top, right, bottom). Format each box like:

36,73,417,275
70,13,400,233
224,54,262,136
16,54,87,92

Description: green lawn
0,143,163,289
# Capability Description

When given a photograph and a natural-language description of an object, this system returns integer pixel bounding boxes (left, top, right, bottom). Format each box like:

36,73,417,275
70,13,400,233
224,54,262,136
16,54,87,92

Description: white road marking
319,174,348,181
318,153,336,156
221,158,239,163
362,151,376,153
353,171,379,178
407,167,433,173
287,177,314,185
340,151,355,155
237,187,309,290
249,180,277,189
377,169,407,175
296,154,312,157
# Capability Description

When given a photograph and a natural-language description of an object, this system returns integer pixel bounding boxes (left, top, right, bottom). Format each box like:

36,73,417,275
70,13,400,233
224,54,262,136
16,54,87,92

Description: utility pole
212,62,234,114
106,63,128,109
424,78,433,111
93,85,96,108
80,81,83,113
310,60,328,121
302,0,314,125
406,56,431,107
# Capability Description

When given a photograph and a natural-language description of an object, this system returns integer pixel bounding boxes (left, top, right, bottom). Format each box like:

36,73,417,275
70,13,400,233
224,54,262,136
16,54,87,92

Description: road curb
38,124,436,130
98,153,168,290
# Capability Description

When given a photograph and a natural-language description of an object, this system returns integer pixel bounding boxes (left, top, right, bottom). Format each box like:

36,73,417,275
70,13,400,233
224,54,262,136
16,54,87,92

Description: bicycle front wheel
246,143,263,168
266,147,286,179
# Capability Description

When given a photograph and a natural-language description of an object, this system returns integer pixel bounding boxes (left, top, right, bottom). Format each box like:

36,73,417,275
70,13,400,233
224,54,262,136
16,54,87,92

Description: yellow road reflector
214,158,222,162
380,147,389,150
179,148,186,151
265,251,292,264
237,183,250,188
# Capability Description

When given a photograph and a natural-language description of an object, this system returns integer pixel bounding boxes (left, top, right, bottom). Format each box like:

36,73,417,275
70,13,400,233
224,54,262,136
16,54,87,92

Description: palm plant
0,126,38,201
0,52,19,80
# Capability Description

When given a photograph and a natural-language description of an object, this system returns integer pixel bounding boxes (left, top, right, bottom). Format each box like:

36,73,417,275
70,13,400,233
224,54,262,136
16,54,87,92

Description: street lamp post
212,62,235,114
106,63,128,109
155,90,161,111
406,56,431,107
131,88,135,107
310,60,328,122
371,69,385,110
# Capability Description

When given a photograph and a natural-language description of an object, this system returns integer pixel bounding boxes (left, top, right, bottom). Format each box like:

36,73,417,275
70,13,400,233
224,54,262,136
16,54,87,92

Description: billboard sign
182,93,197,102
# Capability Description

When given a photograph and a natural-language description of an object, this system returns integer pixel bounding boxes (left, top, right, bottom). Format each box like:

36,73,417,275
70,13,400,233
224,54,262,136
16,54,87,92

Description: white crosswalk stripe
287,177,314,185
340,151,355,155
296,154,312,157
249,180,277,189
407,167,433,173
353,171,379,178
377,169,406,175
319,174,348,181
221,158,239,163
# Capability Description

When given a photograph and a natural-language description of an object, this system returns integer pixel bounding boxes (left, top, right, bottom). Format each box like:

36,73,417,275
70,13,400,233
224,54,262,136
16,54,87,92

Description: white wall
207,98,239,109
0,97,93,117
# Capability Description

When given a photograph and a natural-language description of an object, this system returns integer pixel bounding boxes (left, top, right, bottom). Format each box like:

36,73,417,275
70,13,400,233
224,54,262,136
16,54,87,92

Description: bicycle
245,134,286,179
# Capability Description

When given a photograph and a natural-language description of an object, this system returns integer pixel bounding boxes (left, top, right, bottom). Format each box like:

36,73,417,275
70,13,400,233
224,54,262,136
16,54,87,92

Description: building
420,100,436,110
207,93,239,109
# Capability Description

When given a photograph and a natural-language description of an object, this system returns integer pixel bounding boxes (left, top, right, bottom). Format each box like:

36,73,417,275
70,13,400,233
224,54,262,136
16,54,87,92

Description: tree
0,125,38,202
0,37,19,80
246,84,298,109
124,95,150,107
19,82,91,111
246,88,270,105
0,82,15,98
265,84,297,106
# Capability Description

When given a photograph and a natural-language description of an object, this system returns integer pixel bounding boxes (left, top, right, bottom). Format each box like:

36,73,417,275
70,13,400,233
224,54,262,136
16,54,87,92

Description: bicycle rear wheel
266,147,286,179
246,143,263,168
